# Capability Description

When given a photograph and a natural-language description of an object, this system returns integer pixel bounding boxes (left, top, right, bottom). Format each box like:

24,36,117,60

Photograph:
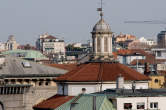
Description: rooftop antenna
97,0,104,19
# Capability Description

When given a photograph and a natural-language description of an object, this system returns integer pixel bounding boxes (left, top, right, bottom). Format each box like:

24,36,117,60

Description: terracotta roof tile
116,49,148,56
56,62,150,82
114,49,155,60
33,95,74,109
130,59,166,65
157,70,166,75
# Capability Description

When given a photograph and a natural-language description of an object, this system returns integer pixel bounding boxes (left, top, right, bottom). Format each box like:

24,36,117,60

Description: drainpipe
93,96,96,110
147,96,149,110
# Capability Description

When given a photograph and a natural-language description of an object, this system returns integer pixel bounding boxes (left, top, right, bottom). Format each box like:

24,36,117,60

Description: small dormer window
22,61,31,68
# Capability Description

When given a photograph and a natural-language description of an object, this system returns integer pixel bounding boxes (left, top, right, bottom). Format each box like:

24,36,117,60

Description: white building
146,39,157,46
5,35,19,50
36,33,65,57
0,35,19,52
116,50,146,65
101,88,166,110
152,48,166,59
139,37,156,46
0,42,5,51
157,64,166,71
72,43,82,48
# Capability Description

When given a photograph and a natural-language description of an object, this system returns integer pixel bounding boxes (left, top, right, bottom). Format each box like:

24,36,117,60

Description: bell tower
91,0,113,60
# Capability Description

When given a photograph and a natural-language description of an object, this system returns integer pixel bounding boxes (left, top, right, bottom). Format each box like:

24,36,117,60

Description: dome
92,18,111,33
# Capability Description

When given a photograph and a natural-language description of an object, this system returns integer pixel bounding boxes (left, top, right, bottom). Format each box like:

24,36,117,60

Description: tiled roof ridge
97,63,104,82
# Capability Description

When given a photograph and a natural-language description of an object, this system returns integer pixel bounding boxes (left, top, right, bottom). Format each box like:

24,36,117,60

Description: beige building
5,35,19,50
0,35,19,52
115,33,136,43
149,75,165,89
0,55,68,110
0,42,5,52
36,33,65,58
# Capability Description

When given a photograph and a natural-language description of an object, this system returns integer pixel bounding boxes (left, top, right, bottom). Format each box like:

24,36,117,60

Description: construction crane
124,20,166,24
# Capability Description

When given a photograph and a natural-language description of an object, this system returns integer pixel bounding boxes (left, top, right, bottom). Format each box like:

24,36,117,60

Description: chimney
93,96,96,110
116,74,124,89
144,62,150,75
81,88,86,94
132,81,136,93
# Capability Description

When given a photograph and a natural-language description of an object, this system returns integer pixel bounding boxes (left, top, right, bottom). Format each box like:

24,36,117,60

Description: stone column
101,37,104,55
110,36,112,54
95,37,97,54
2,87,5,94
108,37,111,55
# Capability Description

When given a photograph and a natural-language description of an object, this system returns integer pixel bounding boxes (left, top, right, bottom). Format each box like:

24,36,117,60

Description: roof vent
132,81,136,93
81,88,86,94
22,61,31,68
116,74,124,89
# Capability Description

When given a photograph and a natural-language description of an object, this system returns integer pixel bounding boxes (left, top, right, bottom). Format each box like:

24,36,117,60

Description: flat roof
94,89,166,97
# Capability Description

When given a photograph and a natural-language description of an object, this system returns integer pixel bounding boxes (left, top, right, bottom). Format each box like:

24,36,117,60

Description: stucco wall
61,81,149,96
117,96,166,110
0,86,57,110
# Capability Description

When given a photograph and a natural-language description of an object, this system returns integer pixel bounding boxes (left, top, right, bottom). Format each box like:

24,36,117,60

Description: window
154,79,159,83
45,82,50,86
124,103,132,109
137,102,145,109
150,102,158,109
39,82,43,86
157,51,161,57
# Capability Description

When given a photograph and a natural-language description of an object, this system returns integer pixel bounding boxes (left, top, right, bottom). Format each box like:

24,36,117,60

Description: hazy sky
0,0,166,45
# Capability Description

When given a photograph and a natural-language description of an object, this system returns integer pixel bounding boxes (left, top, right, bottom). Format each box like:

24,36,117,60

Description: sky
0,0,166,45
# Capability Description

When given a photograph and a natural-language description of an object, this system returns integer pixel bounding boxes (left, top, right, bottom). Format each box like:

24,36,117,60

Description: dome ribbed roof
92,18,111,33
